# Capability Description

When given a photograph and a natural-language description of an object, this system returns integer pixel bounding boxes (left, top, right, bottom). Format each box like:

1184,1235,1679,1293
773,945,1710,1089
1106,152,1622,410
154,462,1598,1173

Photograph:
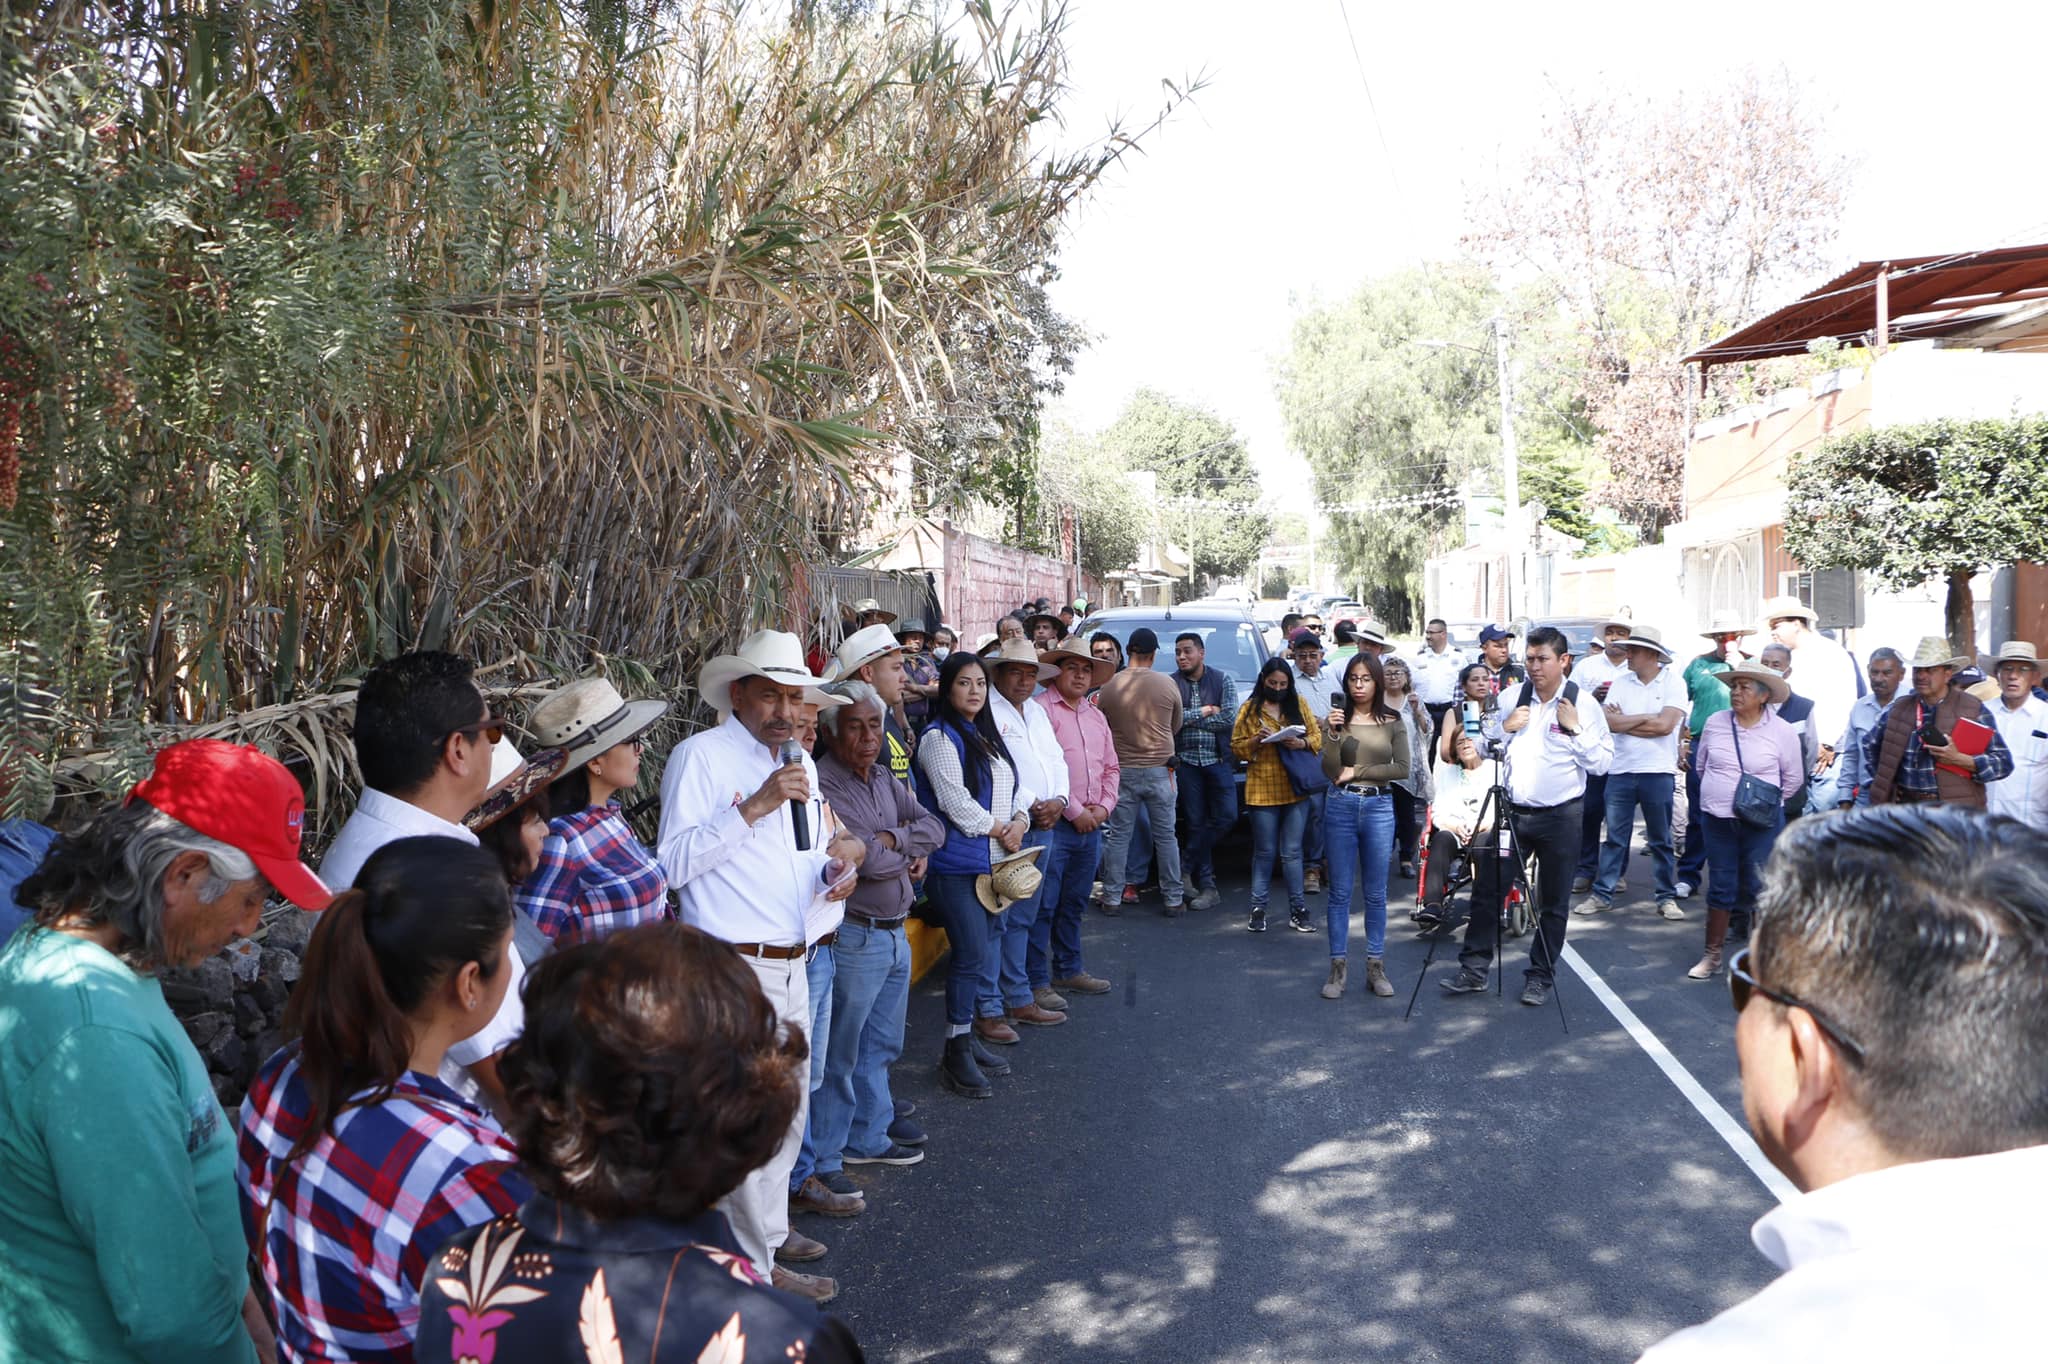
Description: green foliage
1037,422,1146,580
1099,389,1268,582
1260,567,1290,600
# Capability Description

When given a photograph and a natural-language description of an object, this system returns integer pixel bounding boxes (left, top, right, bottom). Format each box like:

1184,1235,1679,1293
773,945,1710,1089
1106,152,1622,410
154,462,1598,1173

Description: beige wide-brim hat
830,623,904,681
1620,624,1673,659
975,633,1002,657
464,739,569,831
529,677,671,774
1759,595,1817,626
1603,608,1636,634
975,844,1046,914
1710,660,1791,706
1700,609,1750,640
1905,635,1970,671
850,597,897,625
1039,636,1113,688
986,636,1060,683
1995,639,2041,668
698,630,838,715
1354,621,1389,647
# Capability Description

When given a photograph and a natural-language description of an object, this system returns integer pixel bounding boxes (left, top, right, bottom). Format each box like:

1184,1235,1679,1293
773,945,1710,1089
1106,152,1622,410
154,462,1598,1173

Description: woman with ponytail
236,837,532,1363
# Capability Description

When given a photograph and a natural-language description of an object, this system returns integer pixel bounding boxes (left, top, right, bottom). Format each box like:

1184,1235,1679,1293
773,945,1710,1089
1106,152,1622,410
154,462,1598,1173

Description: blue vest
915,721,996,877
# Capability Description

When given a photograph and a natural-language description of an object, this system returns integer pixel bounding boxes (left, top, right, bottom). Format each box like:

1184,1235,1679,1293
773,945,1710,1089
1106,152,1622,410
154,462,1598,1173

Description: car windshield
1083,618,1267,693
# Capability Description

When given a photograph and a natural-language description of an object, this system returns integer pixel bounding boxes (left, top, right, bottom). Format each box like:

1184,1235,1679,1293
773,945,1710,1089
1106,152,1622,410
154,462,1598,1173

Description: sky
1039,0,2048,515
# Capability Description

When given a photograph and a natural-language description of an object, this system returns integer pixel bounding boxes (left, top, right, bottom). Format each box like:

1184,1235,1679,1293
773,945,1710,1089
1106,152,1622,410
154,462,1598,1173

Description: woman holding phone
1316,653,1408,999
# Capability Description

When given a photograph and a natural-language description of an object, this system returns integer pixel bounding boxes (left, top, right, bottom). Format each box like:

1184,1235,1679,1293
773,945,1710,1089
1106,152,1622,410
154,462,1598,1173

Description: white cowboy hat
1699,609,1749,640
1039,636,1113,688
529,677,671,773
1602,607,1636,633
1710,660,1791,706
1994,640,2041,668
849,597,897,625
1759,595,1817,626
985,636,1060,683
1353,620,1389,647
830,623,903,681
464,739,569,831
1905,635,1970,671
1619,624,1673,660
697,630,837,715
975,844,1046,914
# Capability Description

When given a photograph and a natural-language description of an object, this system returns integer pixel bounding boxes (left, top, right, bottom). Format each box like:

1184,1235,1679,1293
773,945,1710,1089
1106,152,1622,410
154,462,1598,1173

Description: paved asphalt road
806,844,1782,1363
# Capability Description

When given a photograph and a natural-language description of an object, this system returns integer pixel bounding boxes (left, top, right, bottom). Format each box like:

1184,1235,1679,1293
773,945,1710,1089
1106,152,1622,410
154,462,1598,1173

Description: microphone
780,738,810,850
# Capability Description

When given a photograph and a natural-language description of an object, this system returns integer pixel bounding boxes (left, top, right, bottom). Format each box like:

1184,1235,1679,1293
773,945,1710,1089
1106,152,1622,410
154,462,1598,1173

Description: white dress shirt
987,692,1070,808
657,713,836,946
1290,662,1336,709
1408,644,1468,707
1637,1142,2048,1362
1792,631,1861,750
1491,680,1613,807
1605,665,1691,775
1570,649,1630,692
1986,693,2048,830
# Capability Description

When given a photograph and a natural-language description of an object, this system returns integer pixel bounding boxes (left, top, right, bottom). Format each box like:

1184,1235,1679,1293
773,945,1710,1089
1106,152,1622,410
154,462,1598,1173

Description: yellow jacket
1230,699,1324,807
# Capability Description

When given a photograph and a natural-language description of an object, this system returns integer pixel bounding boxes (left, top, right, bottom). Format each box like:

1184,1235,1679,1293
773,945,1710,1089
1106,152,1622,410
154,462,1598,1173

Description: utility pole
1492,313,1521,622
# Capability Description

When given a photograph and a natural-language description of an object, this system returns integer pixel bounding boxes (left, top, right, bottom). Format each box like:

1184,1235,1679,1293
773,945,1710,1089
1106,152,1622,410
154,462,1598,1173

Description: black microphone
780,738,810,850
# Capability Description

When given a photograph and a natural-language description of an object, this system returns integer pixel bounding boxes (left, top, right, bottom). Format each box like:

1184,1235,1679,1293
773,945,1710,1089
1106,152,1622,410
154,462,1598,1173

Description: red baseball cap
128,739,333,910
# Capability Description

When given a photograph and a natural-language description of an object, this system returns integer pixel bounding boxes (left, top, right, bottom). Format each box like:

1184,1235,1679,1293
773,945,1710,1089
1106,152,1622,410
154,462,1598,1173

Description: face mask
933,646,950,660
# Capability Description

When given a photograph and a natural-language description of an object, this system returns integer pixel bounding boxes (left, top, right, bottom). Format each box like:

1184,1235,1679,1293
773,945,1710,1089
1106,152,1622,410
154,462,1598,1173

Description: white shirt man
1985,644,2048,830
1495,669,1615,808
1605,661,1690,777
987,688,1070,809
1764,598,1861,759
1409,620,1468,710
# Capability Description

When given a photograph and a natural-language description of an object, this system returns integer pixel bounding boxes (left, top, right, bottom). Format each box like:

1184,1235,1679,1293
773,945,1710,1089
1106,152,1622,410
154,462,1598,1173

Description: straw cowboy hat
975,844,1046,914
1759,595,1818,626
529,677,670,773
1905,635,1971,671
830,623,903,681
1039,636,1113,688
1699,609,1749,640
1022,610,1064,639
985,636,1060,683
1995,640,2041,668
975,632,1002,657
850,597,897,625
697,630,838,715
1710,660,1791,706
1619,624,1673,660
464,738,568,831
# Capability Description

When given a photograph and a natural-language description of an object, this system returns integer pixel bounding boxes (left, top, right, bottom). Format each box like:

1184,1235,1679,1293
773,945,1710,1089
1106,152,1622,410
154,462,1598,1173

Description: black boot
968,1033,1012,1077
940,1035,992,1099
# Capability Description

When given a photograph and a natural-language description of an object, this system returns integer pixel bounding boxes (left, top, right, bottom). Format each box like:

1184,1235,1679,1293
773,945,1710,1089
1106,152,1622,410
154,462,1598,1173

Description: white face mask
932,646,950,661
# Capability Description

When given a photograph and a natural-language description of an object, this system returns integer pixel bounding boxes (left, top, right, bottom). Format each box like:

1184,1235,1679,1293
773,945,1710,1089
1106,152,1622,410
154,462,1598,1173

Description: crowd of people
0,585,2044,1363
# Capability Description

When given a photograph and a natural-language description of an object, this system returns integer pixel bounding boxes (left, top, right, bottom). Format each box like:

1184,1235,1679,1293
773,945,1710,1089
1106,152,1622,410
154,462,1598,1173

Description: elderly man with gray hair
0,739,332,1364
806,681,946,1202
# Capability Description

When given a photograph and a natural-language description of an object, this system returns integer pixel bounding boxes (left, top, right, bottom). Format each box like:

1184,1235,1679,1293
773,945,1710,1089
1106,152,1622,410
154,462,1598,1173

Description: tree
1783,418,2048,654
1260,567,1291,600
1466,70,1851,535
1099,390,1269,584
1036,423,1147,580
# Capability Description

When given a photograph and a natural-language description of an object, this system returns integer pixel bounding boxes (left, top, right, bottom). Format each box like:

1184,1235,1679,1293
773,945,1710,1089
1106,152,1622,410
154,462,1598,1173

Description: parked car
1520,616,1611,672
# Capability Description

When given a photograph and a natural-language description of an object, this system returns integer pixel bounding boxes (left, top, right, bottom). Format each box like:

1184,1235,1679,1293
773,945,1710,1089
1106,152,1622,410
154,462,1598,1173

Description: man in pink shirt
1029,638,1121,1005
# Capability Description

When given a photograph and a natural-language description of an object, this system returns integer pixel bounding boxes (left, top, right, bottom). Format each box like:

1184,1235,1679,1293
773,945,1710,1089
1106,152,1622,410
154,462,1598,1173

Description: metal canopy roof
1683,242,2048,370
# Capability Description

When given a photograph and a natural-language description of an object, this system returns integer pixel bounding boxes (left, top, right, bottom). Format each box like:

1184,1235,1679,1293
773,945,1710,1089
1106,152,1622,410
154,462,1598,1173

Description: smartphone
1462,700,1485,737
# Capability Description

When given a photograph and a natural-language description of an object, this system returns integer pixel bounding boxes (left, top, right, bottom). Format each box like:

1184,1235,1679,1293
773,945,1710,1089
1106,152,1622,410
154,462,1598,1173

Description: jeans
1595,772,1676,903
1326,788,1396,957
1702,810,1782,912
1029,822,1100,987
1461,797,1580,984
1304,788,1328,870
1679,755,1707,886
808,918,911,1172
927,872,993,1027
788,943,836,1190
1576,772,1608,879
1125,799,1154,887
1391,785,1421,867
1247,799,1309,910
1177,759,1237,890
982,825,1055,1015
1099,765,1184,906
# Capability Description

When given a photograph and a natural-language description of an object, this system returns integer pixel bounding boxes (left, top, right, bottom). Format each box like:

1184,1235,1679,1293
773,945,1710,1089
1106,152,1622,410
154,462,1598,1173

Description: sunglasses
448,717,507,746
1727,946,1867,1065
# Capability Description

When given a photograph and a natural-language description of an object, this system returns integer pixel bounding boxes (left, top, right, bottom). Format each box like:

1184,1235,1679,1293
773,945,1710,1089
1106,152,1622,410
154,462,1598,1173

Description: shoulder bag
1276,713,1329,798
1727,715,1784,830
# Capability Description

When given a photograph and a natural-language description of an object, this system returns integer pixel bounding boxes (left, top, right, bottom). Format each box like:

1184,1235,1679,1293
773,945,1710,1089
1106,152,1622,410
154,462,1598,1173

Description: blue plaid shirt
1857,695,2016,799
1174,670,1239,767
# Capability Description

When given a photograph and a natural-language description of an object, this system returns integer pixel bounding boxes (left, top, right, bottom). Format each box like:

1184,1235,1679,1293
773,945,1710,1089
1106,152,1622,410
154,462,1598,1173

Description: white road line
1560,943,1800,1204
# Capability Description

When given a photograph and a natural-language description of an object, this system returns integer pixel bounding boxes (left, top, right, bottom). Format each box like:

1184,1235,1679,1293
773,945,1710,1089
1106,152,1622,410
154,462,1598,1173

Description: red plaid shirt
516,805,671,948
237,1045,529,1362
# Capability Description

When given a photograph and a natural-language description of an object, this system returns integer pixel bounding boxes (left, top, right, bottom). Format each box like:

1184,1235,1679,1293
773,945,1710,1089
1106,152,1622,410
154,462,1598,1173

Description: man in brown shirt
1092,629,1187,916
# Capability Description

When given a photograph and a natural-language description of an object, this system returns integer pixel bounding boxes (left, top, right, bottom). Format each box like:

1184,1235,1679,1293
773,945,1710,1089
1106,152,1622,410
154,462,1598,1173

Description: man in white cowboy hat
977,638,1070,1039
1856,636,2014,811
831,622,915,782
1676,610,1752,898
1582,624,1690,919
1569,609,1638,894
1030,637,1119,1005
655,629,866,1301
1833,647,1905,808
1761,594,1861,808
1983,641,2048,830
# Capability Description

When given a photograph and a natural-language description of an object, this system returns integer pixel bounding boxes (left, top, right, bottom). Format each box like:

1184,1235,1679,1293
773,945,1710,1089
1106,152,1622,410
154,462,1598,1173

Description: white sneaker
1657,899,1686,920
1675,880,1695,899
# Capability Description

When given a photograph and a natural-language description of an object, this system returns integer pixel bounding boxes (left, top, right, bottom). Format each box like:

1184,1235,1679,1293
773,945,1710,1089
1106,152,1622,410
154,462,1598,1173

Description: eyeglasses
1727,946,1867,1065
448,717,507,746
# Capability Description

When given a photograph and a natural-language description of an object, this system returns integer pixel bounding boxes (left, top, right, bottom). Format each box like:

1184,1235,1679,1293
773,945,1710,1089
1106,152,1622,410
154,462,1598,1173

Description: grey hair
819,681,884,735
21,801,258,966
1868,647,1904,667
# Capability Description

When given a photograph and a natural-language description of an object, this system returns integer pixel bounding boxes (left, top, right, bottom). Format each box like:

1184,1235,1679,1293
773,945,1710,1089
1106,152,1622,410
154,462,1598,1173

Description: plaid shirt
1230,699,1324,807
237,1046,529,1362
1859,696,2016,797
517,805,671,948
1174,670,1240,767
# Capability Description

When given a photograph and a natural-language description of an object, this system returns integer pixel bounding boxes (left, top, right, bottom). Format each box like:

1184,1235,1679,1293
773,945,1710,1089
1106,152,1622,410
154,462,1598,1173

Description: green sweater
0,928,255,1364
1682,651,1734,738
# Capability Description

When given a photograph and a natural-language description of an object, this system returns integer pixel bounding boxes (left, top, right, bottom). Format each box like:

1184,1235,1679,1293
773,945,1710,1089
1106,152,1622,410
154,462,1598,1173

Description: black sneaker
887,1114,927,1147
894,1098,917,1119
1413,903,1443,928
1288,907,1313,933
817,1171,864,1197
1441,967,1488,994
1248,906,1268,933
1520,978,1553,1007
844,1143,925,1167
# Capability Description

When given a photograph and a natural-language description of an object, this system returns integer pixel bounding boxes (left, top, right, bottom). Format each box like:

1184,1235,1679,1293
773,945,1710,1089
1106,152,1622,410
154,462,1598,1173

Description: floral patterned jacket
415,1197,863,1364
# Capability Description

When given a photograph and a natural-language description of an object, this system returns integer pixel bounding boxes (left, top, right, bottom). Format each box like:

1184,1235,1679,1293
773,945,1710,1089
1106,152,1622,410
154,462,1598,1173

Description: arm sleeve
917,737,995,836
1779,723,1807,799
35,1029,257,1364
514,829,585,946
655,739,754,888
1211,676,1240,733
1098,717,1121,814
1573,696,1614,776
1856,708,1887,805
1230,702,1258,762
1304,709,1324,754
898,780,948,857
1836,712,1866,799
1029,705,1070,802
1974,727,2017,784
399,1159,533,1297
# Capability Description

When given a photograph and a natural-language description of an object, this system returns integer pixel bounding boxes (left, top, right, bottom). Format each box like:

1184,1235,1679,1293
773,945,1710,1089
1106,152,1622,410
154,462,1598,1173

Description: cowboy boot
1687,909,1731,981
940,1034,991,1099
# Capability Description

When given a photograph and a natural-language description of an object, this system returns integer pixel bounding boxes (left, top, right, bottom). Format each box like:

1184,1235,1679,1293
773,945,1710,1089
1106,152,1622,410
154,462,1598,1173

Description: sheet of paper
1260,724,1306,745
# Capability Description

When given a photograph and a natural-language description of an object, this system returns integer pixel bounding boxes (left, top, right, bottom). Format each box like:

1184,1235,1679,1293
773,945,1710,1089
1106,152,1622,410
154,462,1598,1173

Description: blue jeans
1177,759,1237,890
1702,810,1782,912
1247,799,1308,910
982,826,1055,1015
808,918,911,1171
1325,788,1395,957
1098,765,1184,906
1595,772,1676,902
1679,754,1707,886
927,872,992,1027
1029,822,1100,987
789,943,835,1190
1304,788,1327,870
1125,798,1154,887
1576,772,1609,879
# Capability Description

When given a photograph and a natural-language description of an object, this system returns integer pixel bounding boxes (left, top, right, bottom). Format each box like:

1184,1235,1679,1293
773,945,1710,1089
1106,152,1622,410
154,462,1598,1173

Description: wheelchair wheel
1503,855,1538,938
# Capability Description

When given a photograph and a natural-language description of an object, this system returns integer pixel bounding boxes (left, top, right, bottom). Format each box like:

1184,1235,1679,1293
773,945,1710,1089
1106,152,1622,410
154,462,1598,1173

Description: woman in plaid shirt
1231,658,1325,935
238,838,531,1362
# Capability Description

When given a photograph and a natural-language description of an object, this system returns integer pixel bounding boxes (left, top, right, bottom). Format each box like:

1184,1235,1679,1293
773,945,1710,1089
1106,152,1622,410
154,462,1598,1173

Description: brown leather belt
727,942,807,960
812,932,837,949
1896,790,1940,804
843,911,905,931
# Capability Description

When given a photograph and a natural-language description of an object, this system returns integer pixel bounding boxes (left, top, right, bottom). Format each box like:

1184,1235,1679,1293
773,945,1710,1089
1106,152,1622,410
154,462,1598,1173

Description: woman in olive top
1318,652,1409,999
1231,658,1323,935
